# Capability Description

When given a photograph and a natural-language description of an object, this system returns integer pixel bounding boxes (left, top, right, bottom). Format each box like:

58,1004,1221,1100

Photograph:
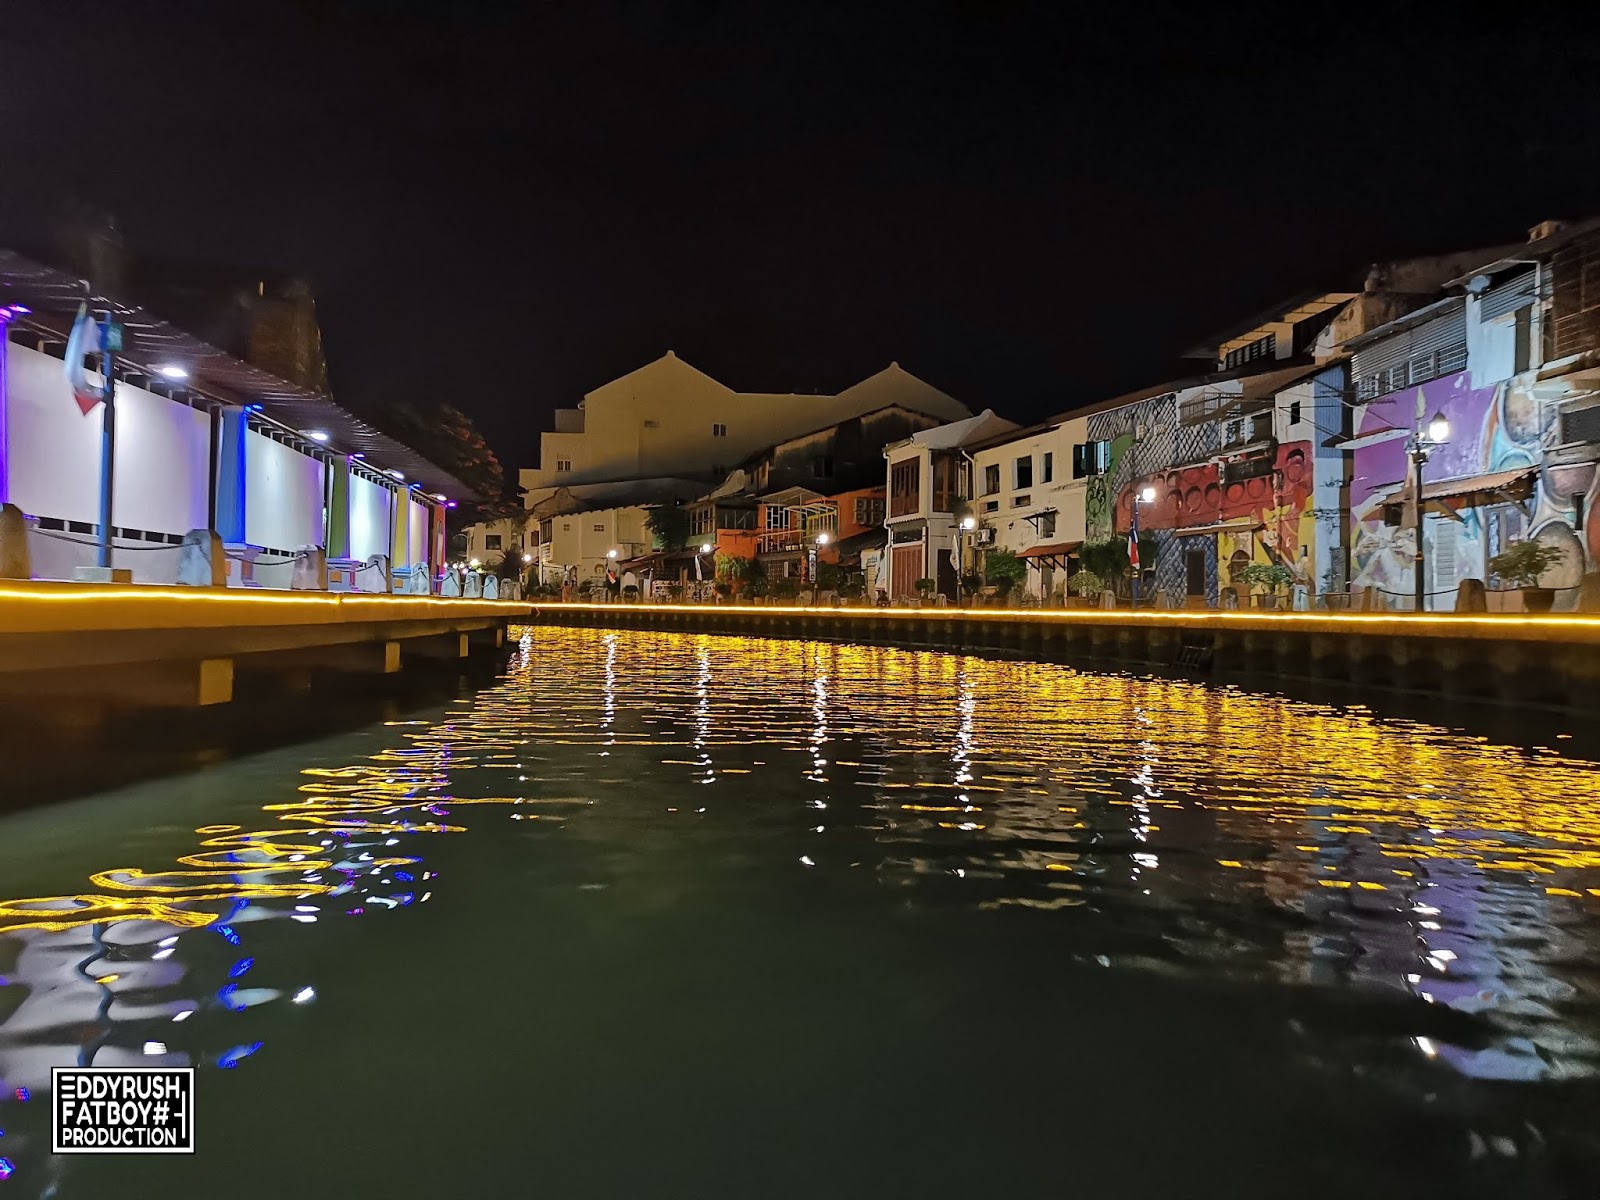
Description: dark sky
5,0,1600,469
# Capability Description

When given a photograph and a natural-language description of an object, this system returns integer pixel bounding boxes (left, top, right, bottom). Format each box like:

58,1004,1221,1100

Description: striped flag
1127,529,1140,571
64,304,108,415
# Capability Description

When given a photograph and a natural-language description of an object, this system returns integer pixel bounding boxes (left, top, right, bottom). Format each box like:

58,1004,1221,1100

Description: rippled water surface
3,627,1600,1197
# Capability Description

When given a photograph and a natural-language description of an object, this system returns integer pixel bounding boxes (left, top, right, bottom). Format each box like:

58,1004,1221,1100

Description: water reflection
0,628,1597,1193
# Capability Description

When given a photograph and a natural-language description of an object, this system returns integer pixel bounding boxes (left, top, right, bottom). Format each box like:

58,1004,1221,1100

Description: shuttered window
1352,301,1468,399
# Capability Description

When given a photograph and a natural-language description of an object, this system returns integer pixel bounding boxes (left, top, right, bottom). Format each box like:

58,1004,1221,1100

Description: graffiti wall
1349,369,1596,609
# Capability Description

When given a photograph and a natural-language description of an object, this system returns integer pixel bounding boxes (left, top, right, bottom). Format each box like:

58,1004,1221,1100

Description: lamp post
956,515,976,606
812,532,830,605
1131,485,1156,607
1410,410,1450,613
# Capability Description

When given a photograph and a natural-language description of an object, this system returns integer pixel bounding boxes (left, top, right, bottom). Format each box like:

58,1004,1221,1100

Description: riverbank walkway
0,581,527,711
3,588,1597,715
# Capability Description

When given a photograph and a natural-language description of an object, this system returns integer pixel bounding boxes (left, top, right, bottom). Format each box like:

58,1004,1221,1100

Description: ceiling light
158,364,188,379
305,430,330,443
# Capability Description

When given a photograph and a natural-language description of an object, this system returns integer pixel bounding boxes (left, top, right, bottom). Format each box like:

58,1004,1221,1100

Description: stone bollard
1360,586,1380,612
483,575,500,600
1291,584,1309,611
1099,590,1117,609
1579,573,1600,613
177,529,227,586
405,566,431,595
291,546,328,590
464,572,483,599
440,570,463,597
1455,577,1488,613
0,503,31,579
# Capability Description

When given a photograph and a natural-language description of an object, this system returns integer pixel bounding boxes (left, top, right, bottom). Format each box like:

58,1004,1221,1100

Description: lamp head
606,549,618,559
815,532,830,546
700,543,712,554
1139,485,1157,504
1426,411,1450,443
960,516,977,531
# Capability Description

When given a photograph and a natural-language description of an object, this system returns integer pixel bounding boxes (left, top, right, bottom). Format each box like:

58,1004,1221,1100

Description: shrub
713,581,732,598
984,549,1027,594
1069,569,1104,597
1240,562,1294,592
1489,539,1563,588
645,504,691,550
914,577,935,595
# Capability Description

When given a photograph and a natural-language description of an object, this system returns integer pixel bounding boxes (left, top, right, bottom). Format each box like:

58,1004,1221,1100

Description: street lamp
812,532,830,606
956,515,977,606
1411,410,1450,613
1130,485,1156,607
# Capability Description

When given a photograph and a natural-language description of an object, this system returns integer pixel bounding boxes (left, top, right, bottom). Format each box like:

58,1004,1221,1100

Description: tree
372,401,523,531
646,503,691,551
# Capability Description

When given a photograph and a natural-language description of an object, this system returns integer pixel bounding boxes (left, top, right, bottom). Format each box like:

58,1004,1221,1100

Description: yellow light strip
526,602,1600,643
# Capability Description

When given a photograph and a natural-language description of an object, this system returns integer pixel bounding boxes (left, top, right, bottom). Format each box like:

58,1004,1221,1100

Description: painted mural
1349,369,1597,610
1115,442,1319,593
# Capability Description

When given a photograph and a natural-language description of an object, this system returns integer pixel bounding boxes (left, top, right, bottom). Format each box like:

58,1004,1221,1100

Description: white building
520,352,970,498
966,413,1091,601
0,248,461,589
881,409,1018,600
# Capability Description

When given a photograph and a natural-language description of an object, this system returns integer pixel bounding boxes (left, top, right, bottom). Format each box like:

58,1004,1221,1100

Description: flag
1127,529,1140,571
64,304,108,415
695,552,704,582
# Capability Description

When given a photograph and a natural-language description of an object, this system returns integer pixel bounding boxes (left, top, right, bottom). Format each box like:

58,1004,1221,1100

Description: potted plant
622,584,640,602
1240,562,1294,608
1067,568,1103,608
666,583,685,603
1489,539,1564,613
983,549,1027,607
914,577,936,606
959,572,983,606
713,580,732,603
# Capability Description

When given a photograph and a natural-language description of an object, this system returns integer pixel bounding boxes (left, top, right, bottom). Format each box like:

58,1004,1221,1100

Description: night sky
5,1,1600,469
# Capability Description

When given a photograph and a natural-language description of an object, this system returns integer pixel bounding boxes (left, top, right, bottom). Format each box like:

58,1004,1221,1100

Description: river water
1,627,1599,1197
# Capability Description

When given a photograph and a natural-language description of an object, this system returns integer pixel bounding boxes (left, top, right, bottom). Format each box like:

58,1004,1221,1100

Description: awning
1017,541,1082,559
1017,541,1081,569
1377,466,1538,513
0,248,475,500
832,526,887,561
1174,518,1262,538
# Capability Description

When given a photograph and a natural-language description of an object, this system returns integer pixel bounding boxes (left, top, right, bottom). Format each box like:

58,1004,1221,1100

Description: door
891,543,923,600
1186,550,1206,597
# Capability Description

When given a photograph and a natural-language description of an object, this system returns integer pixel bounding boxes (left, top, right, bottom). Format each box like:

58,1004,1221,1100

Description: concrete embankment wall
528,603,1600,713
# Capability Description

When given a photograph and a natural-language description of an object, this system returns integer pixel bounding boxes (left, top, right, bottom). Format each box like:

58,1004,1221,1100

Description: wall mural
1349,369,1597,609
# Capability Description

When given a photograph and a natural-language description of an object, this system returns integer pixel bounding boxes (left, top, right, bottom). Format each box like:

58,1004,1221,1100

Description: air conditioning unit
974,527,997,546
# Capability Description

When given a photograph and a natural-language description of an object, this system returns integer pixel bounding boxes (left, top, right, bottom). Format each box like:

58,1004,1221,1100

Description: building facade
520,352,970,496
1346,220,1600,610
882,410,1019,600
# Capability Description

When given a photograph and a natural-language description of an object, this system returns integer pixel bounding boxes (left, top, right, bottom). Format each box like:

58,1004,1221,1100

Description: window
1514,306,1533,374
555,458,572,473
1039,512,1057,538
889,458,921,518
932,455,962,512
766,506,789,530
1223,333,1276,369
1287,399,1302,426
1071,441,1112,478
983,500,999,513
1576,492,1587,533
484,534,503,551
812,454,834,479
855,496,886,526
1012,494,1031,508
1014,456,1033,490
1041,452,1053,483
592,524,605,533
983,464,1001,494
712,423,727,437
